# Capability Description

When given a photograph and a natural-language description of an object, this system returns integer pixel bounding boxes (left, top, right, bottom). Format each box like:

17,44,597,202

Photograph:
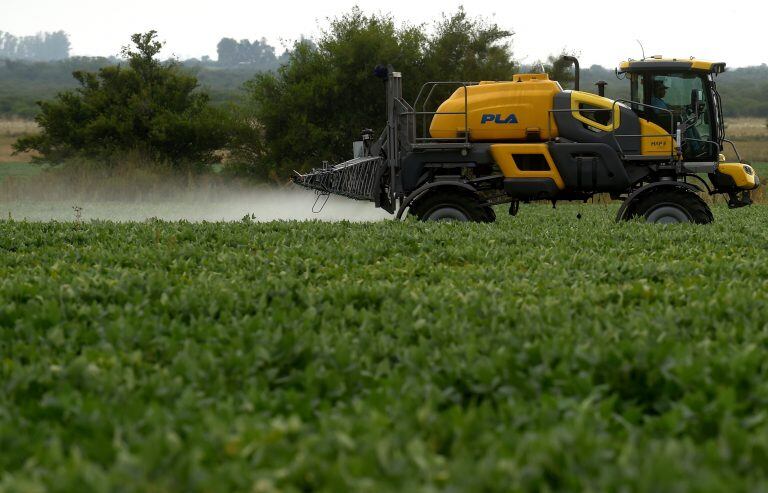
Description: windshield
632,72,717,160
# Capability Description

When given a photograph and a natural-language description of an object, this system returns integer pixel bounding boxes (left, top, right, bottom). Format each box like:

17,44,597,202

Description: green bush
13,32,232,168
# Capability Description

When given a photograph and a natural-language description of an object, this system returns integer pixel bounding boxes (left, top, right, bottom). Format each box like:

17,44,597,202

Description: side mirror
690,89,700,107
691,89,705,111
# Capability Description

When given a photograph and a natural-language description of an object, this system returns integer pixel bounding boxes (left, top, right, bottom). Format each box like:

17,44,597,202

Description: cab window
640,73,714,160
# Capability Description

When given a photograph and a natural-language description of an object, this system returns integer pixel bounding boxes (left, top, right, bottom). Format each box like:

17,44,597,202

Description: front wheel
410,192,495,223
628,189,713,224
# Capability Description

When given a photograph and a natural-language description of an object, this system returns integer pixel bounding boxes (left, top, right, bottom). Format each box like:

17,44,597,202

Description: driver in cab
651,79,670,110
650,79,672,131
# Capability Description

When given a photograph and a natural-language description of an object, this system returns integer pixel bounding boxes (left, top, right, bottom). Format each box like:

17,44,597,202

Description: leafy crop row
1,205,768,492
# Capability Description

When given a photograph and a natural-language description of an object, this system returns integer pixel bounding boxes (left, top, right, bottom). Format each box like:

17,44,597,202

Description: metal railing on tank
398,81,477,149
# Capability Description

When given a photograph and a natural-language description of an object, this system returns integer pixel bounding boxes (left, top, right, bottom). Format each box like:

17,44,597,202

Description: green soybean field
2,204,768,492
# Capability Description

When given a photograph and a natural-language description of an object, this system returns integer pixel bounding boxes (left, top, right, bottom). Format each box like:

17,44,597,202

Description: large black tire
410,192,495,223
628,189,713,224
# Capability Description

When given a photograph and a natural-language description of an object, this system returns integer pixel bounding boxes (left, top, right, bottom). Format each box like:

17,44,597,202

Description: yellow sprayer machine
293,56,759,223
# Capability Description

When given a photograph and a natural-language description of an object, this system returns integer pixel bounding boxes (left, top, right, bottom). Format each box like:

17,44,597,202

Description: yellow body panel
490,144,565,189
619,58,724,72
718,163,759,189
690,60,719,71
639,119,675,156
430,75,562,141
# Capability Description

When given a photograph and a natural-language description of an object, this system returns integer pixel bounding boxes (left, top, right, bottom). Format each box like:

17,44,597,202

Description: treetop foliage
424,9,515,82
2,19,768,122
0,30,70,61
216,37,289,69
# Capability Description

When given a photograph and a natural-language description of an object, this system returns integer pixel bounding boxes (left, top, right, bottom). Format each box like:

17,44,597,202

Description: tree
216,37,279,69
242,7,516,178
216,37,239,65
14,31,231,167
0,32,20,58
40,31,71,61
241,9,426,178
0,30,70,60
423,7,516,83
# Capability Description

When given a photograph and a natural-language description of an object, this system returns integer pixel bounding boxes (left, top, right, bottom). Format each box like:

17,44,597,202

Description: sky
3,0,766,68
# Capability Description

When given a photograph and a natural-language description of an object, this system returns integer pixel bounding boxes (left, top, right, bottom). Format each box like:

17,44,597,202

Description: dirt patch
0,136,38,163
0,119,38,163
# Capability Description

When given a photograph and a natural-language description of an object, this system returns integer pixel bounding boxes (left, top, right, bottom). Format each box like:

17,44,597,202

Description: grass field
2,204,768,491
722,117,768,163
724,117,768,138
0,161,45,179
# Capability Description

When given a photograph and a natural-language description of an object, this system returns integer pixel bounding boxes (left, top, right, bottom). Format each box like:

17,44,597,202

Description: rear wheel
629,189,713,224
410,192,495,223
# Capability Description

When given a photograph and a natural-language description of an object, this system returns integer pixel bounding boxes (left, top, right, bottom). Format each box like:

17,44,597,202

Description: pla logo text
480,114,518,124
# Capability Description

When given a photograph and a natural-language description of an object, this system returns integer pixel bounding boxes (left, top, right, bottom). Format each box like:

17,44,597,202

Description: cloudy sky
4,0,765,68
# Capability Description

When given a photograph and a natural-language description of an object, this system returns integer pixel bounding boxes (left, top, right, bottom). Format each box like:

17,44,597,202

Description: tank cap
513,73,550,82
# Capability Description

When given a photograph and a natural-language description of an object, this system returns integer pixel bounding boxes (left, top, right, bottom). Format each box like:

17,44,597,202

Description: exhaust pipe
561,55,580,91
596,80,607,97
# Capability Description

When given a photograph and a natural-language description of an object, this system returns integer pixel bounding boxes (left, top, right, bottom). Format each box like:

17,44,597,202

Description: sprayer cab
617,57,757,204
618,57,726,161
